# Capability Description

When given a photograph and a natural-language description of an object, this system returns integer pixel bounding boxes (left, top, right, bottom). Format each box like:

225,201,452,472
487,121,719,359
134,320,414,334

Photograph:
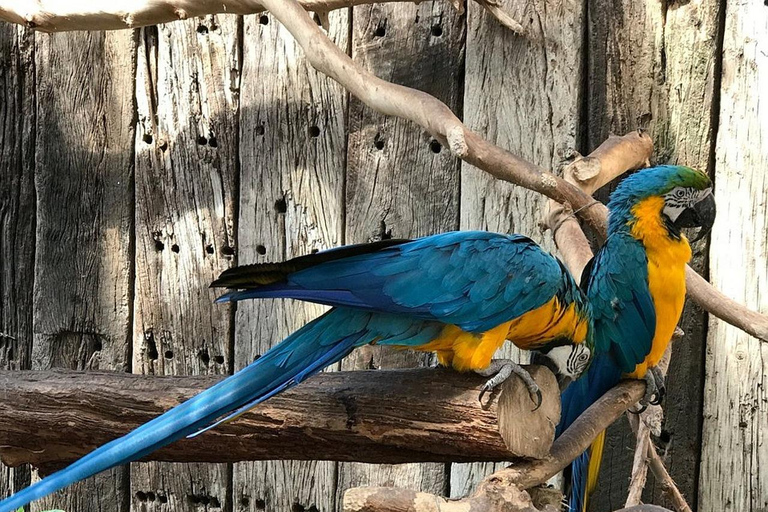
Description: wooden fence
0,1,764,511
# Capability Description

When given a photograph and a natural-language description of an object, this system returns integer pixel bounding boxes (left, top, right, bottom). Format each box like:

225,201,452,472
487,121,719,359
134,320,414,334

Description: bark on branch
0,366,559,475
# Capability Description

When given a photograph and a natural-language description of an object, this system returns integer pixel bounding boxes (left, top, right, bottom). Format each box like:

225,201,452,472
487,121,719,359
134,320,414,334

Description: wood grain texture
0,366,559,469
0,23,34,502
452,0,583,497
587,1,723,509
233,9,348,512
700,2,768,511
338,2,464,504
132,15,240,512
31,29,135,512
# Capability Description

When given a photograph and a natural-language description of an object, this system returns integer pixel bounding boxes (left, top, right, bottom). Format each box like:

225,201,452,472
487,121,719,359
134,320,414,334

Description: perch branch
343,380,646,512
0,0,522,33
0,367,560,474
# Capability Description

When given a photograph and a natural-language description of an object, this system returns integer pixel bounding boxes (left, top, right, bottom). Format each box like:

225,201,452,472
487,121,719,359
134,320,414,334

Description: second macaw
0,231,593,511
558,165,716,511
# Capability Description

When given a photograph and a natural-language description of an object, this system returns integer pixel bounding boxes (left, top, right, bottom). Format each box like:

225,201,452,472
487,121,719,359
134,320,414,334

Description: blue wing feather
216,231,582,334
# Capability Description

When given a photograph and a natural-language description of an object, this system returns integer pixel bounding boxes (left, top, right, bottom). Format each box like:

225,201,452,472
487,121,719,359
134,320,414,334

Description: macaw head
607,165,716,242
532,341,592,390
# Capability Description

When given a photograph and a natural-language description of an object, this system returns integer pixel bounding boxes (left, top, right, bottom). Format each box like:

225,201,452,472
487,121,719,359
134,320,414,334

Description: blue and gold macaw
0,231,593,511
558,165,716,511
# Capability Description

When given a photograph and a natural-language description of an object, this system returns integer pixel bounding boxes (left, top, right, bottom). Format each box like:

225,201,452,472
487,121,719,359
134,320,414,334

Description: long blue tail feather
0,309,371,512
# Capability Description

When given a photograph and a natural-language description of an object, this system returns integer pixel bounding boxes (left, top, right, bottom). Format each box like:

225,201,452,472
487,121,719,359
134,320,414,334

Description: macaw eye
578,353,589,362
675,189,686,198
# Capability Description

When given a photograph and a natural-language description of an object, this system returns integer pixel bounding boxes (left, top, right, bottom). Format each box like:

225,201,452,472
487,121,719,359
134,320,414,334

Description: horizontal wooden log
0,366,558,473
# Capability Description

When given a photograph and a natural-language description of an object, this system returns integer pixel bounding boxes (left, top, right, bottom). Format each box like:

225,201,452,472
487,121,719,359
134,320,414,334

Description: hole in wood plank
311,248,319,254
374,25,386,37
136,491,147,502
159,140,168,151
429,140,442,154
206,244,214,254
154,239,165,251
275,197,287,213
211,497,221,507
373,133,385,150
308,506,319,512
146,491,156,501
198,349,210,365
171,243,180,253
197,135,208,145
256,245,267,255
158,494,168,504
197,24,208,34
431,25,443,37
309,125,321,138
208,136,218,147
293,503,305,512
221,245,235,256
259,15,269,25
214,355,225,364
254,498,266,509
145,331,159,360
255,125,265,136
240,496,250,507
142,133,153,144
164,350,174,359
253,354,262,362
94,339,102,351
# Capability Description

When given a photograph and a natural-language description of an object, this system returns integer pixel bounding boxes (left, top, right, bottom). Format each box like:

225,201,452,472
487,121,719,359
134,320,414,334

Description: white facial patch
663,186,712,221
546,344,591,379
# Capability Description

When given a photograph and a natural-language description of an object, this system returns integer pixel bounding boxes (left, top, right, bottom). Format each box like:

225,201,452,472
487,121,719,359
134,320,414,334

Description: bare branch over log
0,366,559,474
344,380,646,512
0,0,521,32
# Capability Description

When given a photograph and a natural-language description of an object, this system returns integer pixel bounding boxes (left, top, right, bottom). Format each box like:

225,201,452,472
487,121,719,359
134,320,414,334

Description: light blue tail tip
214,294,231,303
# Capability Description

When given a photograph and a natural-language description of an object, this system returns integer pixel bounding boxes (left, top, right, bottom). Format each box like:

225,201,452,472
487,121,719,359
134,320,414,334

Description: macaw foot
475,359,542,410
640,366,666,407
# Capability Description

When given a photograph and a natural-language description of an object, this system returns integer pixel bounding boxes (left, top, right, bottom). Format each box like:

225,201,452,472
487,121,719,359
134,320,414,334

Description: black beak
674,192,716,242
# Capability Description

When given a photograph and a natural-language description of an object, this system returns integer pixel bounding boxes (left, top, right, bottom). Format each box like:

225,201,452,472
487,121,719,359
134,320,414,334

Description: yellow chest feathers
628,197,691,375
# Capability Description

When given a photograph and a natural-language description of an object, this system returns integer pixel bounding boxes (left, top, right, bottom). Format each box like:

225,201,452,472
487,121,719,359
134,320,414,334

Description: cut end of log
498,365,560,460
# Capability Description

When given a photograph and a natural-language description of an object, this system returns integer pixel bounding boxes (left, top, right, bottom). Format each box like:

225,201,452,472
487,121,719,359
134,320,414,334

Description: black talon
629,403,648,414
531,389,543,411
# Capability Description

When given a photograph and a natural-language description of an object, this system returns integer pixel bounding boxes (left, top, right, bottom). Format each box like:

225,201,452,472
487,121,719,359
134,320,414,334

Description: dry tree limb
0,367,560,473
545,130,654,279
626,418,652,507
0,0,521,32
344,380,646,512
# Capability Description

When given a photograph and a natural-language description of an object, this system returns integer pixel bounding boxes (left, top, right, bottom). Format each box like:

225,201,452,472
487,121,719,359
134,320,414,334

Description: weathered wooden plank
132,15,239,512
587,1,722,508
0,23,34,502
31,30,135,512
337,2,464,504
233,9,348,512
452,0,583,497
700,3,768,511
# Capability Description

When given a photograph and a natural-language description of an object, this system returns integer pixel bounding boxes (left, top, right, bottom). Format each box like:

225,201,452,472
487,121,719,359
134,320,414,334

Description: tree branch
344,380,646,512
0,367,560,474
0,0,522,33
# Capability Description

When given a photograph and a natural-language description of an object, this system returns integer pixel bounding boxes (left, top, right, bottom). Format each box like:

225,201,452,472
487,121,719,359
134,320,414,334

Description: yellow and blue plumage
0,165,715,511
559,165,716,511
0,231,592,511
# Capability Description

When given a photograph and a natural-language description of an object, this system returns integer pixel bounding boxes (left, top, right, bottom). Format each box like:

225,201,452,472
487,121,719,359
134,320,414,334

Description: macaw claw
640,365,666,407
475,359,542,411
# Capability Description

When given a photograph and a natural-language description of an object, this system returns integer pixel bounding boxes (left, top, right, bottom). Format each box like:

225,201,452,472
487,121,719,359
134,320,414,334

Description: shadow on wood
0,366,559,474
